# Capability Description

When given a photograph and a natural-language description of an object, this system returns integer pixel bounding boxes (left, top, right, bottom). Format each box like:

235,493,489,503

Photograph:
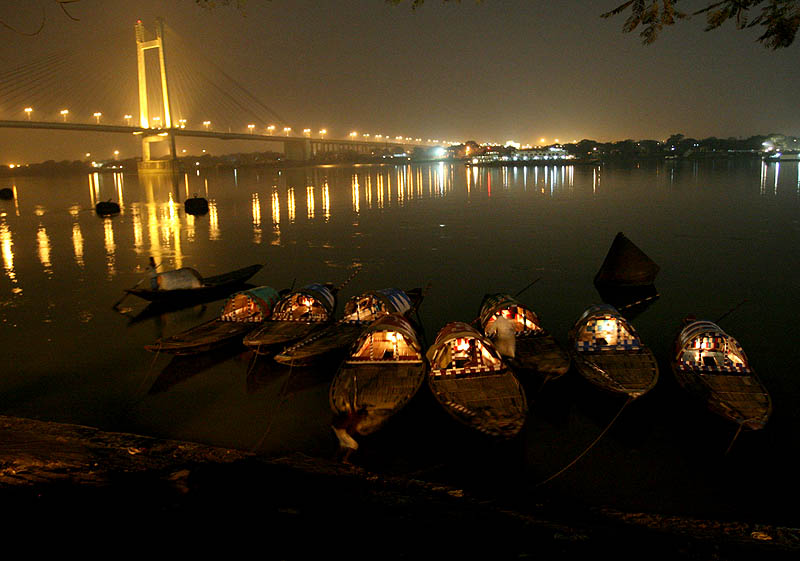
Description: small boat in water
125,263,263,304
426,322,527,438
568,304,658,399
144,285,282,355
184,195,209,216
243,283,337,354
478,293,570,381
95,200,120,217
329,314,427,447
274,287,421,366
672,319,771,430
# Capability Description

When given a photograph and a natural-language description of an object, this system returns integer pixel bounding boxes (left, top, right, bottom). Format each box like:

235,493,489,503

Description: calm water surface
1,159,798,524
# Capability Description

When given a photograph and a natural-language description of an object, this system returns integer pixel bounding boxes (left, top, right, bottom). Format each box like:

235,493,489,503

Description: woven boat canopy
220,285,281,323
674,320,750,373
342,288,413,324
272,283,336,322
154,268,202,290
479,293,543,336
426,321,503,375
572,304,642,352
347,314,423,362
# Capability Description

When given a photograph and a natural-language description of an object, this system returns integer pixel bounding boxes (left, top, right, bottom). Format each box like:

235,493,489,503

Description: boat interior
343,294,392,324
678,333,748,372
574,315,641,351
272,293,331,322
430,336,503,374
485,305,543,335
349,329,422,362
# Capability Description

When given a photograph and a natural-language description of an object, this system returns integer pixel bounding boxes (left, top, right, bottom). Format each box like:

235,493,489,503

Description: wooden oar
715,299,748,324
513,277,541,298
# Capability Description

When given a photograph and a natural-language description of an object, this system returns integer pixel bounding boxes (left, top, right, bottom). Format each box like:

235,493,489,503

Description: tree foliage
0,0,80,35
603,1,800,49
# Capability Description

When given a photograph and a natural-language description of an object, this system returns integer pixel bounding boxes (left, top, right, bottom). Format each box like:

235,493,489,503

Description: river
1,158,798,525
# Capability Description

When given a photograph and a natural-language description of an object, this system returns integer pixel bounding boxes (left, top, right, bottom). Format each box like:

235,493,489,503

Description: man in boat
147,256,159,290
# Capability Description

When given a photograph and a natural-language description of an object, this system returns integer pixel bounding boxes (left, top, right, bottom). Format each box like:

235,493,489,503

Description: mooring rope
536,395,633,487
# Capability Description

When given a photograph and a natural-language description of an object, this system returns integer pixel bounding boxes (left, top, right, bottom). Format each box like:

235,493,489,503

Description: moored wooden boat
329,314,427,445
478,293,570,380
274,287,421,366
125,263,263,304
672,319,771,430
426,322,527,438
144,285,282,355
243,283,337,354
95,200,120,217
568,304,658,399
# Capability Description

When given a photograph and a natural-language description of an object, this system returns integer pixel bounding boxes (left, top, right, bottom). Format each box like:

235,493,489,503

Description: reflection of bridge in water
0,18,434,173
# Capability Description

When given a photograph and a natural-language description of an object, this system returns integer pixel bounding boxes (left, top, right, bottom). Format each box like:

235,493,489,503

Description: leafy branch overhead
387,1,799,48
602,0,799,49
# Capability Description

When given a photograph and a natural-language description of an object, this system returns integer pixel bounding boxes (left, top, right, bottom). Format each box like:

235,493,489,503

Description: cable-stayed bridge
0,19,435,172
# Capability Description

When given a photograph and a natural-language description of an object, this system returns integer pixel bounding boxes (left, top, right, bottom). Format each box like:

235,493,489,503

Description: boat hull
513,334,570,379
330,361,426,436
571,349,659,399
672,365,772,430
428,369,527,439
243,320,328,354
275,322,365,366
145,319,257,355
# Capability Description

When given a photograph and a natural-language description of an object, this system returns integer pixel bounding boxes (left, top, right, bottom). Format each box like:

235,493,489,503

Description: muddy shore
0,414,796,558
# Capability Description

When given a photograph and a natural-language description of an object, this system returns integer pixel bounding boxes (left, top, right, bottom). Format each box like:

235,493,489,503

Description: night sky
0,0,798,163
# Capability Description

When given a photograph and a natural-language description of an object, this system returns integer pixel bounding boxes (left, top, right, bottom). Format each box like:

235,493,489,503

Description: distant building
513,146,573,161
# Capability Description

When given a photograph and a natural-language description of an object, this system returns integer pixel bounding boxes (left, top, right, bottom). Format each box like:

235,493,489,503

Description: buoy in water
185,195,209,216
95,200,120,216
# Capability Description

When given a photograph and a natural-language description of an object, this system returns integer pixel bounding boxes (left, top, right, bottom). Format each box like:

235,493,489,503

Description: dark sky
1,0,798,162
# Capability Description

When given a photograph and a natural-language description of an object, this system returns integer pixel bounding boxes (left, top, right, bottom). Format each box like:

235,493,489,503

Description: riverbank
0,414,796,558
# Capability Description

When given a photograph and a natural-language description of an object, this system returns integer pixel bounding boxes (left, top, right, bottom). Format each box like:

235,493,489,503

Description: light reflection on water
0,159,799,524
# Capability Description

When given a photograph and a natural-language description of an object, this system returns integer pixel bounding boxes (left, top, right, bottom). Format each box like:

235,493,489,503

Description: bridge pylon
135,18,177,175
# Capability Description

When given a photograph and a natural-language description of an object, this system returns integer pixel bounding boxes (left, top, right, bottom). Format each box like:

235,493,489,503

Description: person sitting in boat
147,256,158,290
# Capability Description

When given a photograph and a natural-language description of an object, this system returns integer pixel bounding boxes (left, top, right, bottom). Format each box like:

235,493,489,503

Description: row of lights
21,107,442,144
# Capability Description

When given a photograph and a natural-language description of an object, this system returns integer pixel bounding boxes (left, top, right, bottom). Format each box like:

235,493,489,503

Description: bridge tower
135,18,177,174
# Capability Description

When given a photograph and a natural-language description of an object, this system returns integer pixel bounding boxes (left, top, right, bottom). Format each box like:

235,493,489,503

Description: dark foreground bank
0,415,796,559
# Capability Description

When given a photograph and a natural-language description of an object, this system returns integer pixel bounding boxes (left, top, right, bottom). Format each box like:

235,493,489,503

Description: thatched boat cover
427,322,504,377
478,293,543,336
270,283,336,322
154,268,203,290
342,288,414,324
594,232,659,288
219,286,281,323
347,314,423,363
673,321,750,373
571,304,642,352
672,320,771,429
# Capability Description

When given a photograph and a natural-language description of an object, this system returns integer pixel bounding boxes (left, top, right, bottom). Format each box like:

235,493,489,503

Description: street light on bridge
267,124,276,135
248,124,255,134
349,131,358,139
283,127,291,136
303,128,311,137
124,114,132,126
203,120,211,130
178,119,187,129
319,129,327,139
93,112,102,124
152,116,161,129
60,109,69,122
24,107,32,120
